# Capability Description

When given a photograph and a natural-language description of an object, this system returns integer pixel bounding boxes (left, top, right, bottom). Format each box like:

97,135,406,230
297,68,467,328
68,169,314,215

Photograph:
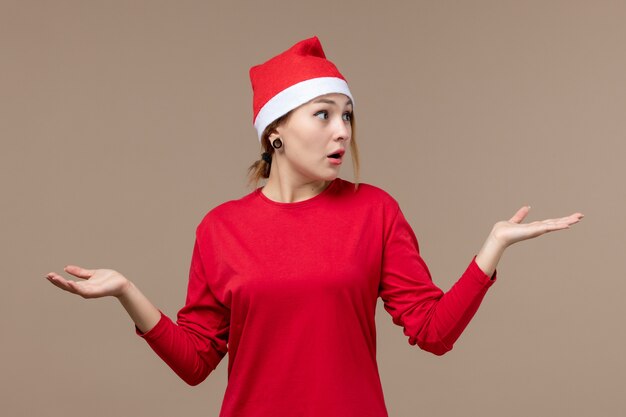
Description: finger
509,206,531,224
45,271,60,280
541,220,576,233
561,217,582,227
546,222,571,231
549,214,583,227
64,279,84,294
557,215,579,225
545,213,584,223
63,265,96,280
46,274,79,295
568,212,585,222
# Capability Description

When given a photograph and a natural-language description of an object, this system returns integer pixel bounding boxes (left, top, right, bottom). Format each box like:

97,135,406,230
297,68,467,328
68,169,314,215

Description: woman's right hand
46,265,131,299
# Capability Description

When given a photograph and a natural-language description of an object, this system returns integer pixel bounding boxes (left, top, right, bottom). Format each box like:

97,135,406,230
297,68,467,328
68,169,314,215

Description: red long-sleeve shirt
136,177,496,416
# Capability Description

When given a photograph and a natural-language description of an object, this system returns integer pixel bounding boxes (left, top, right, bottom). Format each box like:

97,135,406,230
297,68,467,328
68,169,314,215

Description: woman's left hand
491,206,584,249
474,206,584,278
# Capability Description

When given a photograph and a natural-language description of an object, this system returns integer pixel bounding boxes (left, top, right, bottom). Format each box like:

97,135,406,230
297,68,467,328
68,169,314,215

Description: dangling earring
272,137,283,149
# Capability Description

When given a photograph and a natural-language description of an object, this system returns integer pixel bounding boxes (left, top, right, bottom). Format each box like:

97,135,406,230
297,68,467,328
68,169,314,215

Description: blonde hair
246,111,360,191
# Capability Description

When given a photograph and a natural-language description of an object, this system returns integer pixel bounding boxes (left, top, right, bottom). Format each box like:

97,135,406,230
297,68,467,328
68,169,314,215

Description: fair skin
45,91,584,334
261,93,353,203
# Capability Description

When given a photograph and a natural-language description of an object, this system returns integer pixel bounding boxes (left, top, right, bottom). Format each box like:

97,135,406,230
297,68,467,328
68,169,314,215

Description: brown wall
1,1,624,416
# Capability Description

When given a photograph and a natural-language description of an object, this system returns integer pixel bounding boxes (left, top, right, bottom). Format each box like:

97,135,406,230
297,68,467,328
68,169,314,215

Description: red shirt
136,177,497,416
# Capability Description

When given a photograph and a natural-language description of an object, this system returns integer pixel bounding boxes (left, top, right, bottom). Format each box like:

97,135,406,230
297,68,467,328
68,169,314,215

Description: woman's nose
333,117,351,141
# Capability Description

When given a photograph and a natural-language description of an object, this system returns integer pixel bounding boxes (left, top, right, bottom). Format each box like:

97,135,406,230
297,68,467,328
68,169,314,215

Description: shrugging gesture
475,206,584,277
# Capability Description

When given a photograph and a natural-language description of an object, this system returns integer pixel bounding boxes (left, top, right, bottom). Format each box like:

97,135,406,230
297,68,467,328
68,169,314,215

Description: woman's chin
291,162,341,183
321,171,340,181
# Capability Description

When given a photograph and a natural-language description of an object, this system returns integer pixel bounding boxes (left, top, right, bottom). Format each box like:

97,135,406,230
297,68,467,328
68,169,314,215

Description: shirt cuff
469,255,497,286
135,310,169,340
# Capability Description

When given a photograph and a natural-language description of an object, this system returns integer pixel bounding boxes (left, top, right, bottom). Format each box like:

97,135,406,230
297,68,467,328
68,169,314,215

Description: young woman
46,36,584,417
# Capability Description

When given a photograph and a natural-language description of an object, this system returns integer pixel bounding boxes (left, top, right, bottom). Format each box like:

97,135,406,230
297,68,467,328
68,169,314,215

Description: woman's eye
314,110,352,121
314,110,329,120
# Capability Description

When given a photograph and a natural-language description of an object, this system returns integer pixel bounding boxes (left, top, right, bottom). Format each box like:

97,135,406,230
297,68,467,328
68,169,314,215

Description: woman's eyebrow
312,97,353,107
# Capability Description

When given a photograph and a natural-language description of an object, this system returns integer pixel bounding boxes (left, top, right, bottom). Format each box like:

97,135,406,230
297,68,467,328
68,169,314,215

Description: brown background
1,1,624,416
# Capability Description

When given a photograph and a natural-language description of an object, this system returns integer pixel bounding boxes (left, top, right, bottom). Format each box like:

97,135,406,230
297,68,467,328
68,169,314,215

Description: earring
272,137,283,149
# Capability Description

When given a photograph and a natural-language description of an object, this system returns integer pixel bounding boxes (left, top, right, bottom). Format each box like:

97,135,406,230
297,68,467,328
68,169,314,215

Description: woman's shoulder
336,178,400,208
195,189,259,229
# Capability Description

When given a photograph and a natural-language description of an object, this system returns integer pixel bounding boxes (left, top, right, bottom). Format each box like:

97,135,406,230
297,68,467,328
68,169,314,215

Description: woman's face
274,93,353,183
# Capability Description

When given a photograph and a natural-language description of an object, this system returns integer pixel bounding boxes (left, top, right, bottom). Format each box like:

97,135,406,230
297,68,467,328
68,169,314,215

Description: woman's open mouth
327,149,345,165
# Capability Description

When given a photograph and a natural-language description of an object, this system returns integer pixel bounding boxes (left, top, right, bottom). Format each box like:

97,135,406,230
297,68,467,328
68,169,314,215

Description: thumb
509,205,531,224
63,265,96,280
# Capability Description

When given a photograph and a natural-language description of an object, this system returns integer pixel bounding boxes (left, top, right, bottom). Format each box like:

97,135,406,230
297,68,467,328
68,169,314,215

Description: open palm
46,265,130,299
492,206,584,248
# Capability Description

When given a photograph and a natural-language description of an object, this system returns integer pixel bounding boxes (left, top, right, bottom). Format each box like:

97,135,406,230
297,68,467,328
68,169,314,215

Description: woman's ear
268,127,281,142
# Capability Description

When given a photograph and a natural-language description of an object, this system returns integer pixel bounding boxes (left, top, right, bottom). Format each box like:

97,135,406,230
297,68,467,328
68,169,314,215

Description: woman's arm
379,204,584,355
46,266,161,333
47,253,229,385
117,280,162,333
474,206,584,277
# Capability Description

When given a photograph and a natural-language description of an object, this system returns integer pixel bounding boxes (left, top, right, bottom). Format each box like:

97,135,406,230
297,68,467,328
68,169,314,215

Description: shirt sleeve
135,232,230,385
378,205,496,356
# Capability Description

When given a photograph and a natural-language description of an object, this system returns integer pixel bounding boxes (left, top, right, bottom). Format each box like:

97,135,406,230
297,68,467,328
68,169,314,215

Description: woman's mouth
327,149,345,165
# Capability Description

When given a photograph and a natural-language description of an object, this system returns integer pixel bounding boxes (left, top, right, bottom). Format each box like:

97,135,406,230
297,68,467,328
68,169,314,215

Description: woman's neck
261,171,332,203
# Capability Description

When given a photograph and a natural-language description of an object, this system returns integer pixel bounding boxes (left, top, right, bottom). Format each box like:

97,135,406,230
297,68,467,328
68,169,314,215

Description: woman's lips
327,155,342,165
327,149,344,165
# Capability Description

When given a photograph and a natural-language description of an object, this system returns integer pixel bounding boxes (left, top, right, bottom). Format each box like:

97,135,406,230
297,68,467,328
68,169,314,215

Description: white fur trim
254,77,354,142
